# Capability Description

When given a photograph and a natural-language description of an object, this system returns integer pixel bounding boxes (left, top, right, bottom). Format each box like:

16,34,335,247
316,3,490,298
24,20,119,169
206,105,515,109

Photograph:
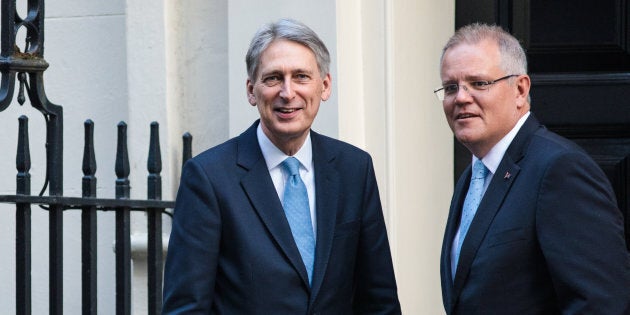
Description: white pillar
336,0,455,313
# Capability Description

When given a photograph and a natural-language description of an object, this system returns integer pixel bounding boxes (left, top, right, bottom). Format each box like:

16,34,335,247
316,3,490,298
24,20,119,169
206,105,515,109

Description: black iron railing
0,116,192,315
0,0,193,314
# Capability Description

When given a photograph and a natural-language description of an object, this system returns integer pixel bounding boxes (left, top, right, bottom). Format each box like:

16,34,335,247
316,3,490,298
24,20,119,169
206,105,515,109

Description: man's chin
454,131,476,145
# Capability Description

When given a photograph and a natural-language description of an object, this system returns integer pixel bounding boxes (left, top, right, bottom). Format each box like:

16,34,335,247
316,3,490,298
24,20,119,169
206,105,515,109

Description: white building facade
0,0,454,313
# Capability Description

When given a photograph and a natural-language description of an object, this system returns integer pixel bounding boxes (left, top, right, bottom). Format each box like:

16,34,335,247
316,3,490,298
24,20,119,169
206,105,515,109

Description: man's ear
515,74,531,109
246,79,256,106
321,73,332,101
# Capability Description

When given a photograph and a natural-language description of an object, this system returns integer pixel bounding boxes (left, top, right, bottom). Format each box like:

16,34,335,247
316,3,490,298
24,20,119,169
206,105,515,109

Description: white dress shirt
257,124,317,236
451,111,530,275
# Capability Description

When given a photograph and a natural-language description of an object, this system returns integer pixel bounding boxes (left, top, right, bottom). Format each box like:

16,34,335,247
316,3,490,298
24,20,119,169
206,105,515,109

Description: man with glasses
437,23,630,314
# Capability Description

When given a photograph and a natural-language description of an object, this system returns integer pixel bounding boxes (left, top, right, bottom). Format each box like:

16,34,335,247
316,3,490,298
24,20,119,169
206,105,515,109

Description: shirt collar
477,111,530,174
257,123,313,171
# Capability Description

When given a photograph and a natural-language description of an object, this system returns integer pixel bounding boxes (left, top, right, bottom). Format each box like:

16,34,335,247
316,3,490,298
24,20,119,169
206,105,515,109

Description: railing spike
115,121,130,199
148,121,162,175
82,119,96,177
182,132,192,167
17,115,31,177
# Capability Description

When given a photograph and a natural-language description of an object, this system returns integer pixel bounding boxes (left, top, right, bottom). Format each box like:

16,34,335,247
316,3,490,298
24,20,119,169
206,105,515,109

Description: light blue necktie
452,159,488,278
281,157,315,285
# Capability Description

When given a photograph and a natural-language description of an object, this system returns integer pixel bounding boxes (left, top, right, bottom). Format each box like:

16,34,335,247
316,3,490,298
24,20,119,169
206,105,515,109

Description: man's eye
443,84,458,94
262,76,281,85
470,81,491,89
295,73,310,81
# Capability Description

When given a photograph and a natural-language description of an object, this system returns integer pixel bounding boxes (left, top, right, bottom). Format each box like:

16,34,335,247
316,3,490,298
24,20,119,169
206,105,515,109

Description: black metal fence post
147,121,163,315
115,122,132,315
16,116,31,315
0,0,64,312
82,120,98,315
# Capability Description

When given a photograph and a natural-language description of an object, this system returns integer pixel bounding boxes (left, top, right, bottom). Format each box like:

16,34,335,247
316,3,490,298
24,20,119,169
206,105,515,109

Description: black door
454,0,630,248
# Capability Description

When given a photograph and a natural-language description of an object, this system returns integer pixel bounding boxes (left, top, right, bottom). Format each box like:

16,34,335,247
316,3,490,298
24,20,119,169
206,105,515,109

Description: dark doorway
454,0,630,248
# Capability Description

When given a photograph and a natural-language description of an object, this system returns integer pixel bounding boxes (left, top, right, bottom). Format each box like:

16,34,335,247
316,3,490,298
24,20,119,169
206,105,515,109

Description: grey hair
245,18,330,81
440,23,528,76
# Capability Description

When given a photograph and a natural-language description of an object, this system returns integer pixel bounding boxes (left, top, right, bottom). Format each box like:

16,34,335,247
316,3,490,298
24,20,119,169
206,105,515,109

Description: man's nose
454,83,473,102
279,80,295,100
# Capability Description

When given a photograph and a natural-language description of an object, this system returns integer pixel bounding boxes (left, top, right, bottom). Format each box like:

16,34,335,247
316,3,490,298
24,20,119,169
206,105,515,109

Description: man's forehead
257,41,318,73
441,42,500,75
260,40,316,60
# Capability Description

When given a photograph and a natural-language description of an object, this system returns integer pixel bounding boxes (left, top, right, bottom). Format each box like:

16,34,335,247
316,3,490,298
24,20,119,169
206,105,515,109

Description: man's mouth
456,113,477,120
277,108,300,113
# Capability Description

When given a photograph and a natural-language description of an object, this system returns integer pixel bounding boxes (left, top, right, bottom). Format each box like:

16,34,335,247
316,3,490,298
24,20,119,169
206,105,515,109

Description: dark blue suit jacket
441,115,630,314
163,121,401,314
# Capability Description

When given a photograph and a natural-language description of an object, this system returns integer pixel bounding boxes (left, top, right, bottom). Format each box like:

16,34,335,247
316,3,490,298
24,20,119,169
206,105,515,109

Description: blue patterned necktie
452,159,488,278
281,157,315,285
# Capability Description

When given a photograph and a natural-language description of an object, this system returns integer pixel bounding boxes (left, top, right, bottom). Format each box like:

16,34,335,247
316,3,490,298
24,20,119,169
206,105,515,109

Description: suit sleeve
163,159,221,314
353,156,402,314
536,151,630,315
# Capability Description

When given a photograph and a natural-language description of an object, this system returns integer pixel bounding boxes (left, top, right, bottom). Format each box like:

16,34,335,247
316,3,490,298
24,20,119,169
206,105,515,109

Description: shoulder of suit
190,136,240,164
311,131,370,158
530,128,584,154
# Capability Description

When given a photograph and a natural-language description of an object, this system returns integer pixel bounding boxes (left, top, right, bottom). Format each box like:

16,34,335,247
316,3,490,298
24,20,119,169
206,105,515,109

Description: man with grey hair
437,22,630,314
163,18,401,314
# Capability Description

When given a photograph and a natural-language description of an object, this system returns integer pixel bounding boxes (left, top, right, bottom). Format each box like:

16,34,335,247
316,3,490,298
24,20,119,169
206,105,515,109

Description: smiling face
246,39,331,155
440,39,530,158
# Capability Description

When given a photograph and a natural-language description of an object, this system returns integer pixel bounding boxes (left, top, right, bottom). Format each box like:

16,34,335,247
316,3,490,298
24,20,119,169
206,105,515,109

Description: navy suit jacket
163,121,401,314
441,115,630,314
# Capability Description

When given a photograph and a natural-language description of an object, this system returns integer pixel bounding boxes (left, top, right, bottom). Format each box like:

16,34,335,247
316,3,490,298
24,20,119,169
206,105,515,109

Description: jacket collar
237,120,341,303
443,114,544,312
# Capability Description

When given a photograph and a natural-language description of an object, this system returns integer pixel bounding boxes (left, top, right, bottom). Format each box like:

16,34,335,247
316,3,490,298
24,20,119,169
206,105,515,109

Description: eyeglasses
433,74,518,101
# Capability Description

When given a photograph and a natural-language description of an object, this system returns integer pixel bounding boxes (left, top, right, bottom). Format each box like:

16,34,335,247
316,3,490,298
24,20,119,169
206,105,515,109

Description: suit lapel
441,165,471,311
308,131,340,304
237,121,311,288
451,115,542,303
452,157,521,295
